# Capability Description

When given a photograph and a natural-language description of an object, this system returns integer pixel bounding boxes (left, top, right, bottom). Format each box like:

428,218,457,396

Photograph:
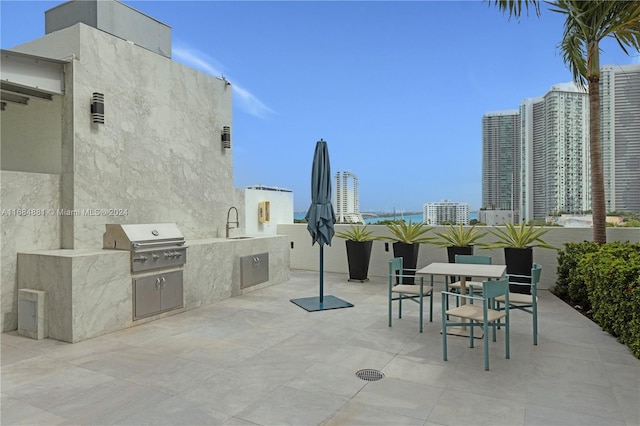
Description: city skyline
2,1,638,212
483,64,640,221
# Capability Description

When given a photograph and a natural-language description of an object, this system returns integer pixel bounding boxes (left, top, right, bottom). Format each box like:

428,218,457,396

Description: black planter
504,247,533,294
345,240,373,282
446,245,474,283
392,242,420,284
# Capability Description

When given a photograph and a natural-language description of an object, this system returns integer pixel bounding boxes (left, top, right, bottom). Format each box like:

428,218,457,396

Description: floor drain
355,369,384,381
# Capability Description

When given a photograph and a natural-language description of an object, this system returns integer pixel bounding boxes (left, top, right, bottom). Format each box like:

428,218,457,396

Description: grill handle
132,240,186,250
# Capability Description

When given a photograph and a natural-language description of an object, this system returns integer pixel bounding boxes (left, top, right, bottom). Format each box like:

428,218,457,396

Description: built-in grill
103,223,187,272
103,223,187,320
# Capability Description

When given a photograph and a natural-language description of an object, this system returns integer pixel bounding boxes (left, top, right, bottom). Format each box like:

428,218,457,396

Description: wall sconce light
91,92,104,124
221,126,231,149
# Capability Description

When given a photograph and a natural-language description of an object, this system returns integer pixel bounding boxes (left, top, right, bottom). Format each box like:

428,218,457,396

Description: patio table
417,262,506,337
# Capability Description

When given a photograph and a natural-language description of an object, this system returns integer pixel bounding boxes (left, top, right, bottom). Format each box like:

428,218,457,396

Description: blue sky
2,1,638,213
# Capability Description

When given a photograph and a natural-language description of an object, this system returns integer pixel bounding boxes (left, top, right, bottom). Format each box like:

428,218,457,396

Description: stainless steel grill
103,223,187,272
103,223,187,320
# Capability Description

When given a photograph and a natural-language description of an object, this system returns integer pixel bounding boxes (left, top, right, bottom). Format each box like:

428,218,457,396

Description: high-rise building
520,83,590,222
334,171,364,223
601,64,640,213
482,110,520,222
423,200,469,225
483,64,640,223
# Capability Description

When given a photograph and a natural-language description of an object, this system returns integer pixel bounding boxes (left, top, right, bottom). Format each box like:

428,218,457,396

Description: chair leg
533,300,538,346
444,276,450,313
419,293,423,333
429,276,434,322
429,291,433,322
441,293,448,361
398,295,402,319
483,318,490,371
505,315,510,360
490,299,497,342
388,288,392,328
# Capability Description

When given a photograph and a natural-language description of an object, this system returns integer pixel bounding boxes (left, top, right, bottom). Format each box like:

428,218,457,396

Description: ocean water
294,211,478,224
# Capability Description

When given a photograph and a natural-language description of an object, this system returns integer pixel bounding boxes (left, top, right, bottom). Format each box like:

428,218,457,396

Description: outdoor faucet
226,206,239,238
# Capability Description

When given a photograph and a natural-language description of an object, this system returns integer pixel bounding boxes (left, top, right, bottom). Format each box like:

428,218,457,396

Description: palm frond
550,0,640,82
489,0,541,19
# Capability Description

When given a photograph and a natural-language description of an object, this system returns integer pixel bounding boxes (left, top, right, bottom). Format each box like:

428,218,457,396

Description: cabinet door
160,270,183,312
134,275,162,319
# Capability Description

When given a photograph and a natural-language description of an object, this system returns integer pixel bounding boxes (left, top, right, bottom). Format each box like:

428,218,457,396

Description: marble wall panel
11,23,235,250
66,25,234,248
69,26,172,248
17,253,72,342
184,236,290,310
183,242,234,309
1,171,60,332
17,250,130,343
69,251,131,342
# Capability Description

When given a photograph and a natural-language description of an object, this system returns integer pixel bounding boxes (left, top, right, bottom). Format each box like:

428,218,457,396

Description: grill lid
103,223,185,250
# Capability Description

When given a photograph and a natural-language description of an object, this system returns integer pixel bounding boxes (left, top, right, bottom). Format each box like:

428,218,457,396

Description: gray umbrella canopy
305,139,336,246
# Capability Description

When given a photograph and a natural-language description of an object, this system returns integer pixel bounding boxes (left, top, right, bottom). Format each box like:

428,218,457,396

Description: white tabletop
417,262,506,279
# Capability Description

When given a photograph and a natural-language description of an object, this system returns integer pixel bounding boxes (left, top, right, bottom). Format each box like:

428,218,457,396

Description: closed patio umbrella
290,139,353,312
305,139,336,248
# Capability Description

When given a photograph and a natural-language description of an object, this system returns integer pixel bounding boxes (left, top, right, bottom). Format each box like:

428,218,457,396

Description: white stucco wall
278,224,640,291
243,187,293,236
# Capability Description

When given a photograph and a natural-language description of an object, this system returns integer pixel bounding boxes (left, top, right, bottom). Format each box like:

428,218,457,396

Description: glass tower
482,110,521,222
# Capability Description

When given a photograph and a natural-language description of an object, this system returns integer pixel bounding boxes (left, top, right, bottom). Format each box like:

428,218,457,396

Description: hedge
555,241,600,310
555,242,640,358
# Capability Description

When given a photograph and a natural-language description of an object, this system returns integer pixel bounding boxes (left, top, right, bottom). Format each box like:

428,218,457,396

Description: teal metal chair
495,264,542,345
441,276,510,371
445,254,492,309
388,257,433,333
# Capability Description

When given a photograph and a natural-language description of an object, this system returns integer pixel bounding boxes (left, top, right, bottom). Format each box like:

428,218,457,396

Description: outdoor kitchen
2,0,290,342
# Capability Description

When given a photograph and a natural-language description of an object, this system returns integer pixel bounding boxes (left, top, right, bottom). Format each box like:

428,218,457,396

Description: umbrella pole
319,245,324,304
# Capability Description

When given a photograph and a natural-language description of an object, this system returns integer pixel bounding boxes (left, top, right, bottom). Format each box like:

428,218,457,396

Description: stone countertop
17,248,127,257
187,235,285,244
18,235,287,255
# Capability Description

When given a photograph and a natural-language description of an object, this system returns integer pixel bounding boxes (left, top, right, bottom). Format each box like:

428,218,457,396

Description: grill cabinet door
134,275,162,319
160,270,183,312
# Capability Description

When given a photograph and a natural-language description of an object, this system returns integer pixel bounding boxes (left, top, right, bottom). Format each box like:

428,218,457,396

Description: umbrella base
290,295,354,312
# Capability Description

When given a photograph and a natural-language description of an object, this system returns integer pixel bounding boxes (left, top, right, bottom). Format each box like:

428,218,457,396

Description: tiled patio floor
2,269,639,425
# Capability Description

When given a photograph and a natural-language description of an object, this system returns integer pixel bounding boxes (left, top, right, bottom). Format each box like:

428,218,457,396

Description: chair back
389,257,403,283
483,276,509,300
454,254,491,265
531,263,542,284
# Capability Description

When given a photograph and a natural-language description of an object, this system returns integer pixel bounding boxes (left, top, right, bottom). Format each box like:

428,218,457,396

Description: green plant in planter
433,224,488,247
335,225,374,242
377,220,434,284
483,221,557,249
335,225,375,282
377,220,435,244
484,221,557,294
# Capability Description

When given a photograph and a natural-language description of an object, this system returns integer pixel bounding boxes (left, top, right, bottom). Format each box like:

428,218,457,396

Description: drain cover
355,369,384,381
